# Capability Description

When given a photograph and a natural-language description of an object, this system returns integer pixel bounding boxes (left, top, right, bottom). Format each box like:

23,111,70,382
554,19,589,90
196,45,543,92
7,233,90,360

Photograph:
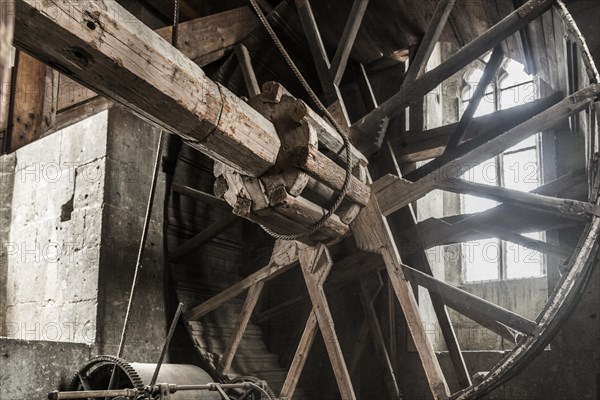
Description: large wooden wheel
179,1,600,399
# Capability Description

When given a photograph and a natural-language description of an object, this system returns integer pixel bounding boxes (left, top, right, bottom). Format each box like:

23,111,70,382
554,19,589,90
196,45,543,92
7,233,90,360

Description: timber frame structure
2,0,600,399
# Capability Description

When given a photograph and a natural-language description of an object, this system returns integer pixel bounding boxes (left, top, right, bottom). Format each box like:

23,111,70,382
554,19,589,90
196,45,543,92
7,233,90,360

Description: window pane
505,232,544,279
463,239,500,282
502,149,540,192
462,159,498,213
500,60,533,88
500,82,536,109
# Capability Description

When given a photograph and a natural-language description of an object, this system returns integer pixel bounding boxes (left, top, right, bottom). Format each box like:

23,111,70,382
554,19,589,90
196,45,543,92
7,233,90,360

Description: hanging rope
247,0,354,240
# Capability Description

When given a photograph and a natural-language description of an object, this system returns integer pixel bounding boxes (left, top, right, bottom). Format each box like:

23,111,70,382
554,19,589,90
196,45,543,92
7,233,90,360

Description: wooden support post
403,0,456,84
330,0,369,86
374,85,600,216
358,276,402,399
13,0,280,176
7,51,58,152
351,0,555,149
280,310,319,399
353,63,378,111
437,178,600,219
299,244,356,400
219,281,265,375
401,264,538,336
347,319,370,376
169,214,240,262
444,46,504,152
352,195,450,400
235,43,261,98
186,241,299,320
294,0,351,127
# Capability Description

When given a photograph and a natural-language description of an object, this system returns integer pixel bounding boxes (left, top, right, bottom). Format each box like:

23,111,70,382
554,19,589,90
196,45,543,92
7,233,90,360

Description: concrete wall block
73,158,106,210
59,111,108,166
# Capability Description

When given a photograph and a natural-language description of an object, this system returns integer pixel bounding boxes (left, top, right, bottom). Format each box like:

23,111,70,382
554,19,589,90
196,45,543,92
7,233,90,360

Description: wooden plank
280,310,319,399
438,178,600,219
350,0,555,151
186,241,299,320
444,46,504,152
169,214,240,262
7,51,58,152
235,43,261,98
352,195,450,400
291,146,371,206
391,95,561,163
299,244,356,400
155,7,259,65
347,319,370,375
375,84,600,216
330,0,369,86
50,96,112,136
401,264,539,336
358,277,401,400
403,0,456,84
14,0,280,177
219,281,265,375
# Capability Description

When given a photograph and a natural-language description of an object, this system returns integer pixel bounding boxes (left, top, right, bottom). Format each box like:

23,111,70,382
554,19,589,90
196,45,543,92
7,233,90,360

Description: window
461,58,546,283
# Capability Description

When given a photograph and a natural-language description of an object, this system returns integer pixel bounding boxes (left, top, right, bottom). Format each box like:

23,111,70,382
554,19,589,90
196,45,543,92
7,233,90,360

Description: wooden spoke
169,214,240,262
358,275,402,399
444,46,504,152
390,95,561,163
219,281,265,375
438,178,600,219
280,310,319,399
373,85,600,216
353,194,450,400
235,43,261,98
401,264,539,336
351,0,555,152
330,0,369,86
186,241,299,320
171,183,231,210
299,244,356,400
402,0,456,85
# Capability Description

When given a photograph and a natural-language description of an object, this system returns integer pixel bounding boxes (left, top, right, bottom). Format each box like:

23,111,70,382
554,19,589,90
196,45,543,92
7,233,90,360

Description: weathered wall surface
3,112,108,343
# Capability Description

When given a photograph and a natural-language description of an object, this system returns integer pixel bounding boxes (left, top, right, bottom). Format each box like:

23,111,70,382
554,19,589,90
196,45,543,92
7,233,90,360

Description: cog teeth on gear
68,355,145,392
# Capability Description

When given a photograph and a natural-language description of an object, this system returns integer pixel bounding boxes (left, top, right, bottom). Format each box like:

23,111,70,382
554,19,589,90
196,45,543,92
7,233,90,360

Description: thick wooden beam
235,44,261,99
186,241,299,320
299,244,356,400
280,310,319,399
374,85,600,216
219,281,265,375
403,0,456,84
444,46,504,152
390,95,561,163
14,0,280,176
438,178,600,219
7,51,58,152
401,264,539,336
351,0,555,150
330,0,369,86
352,195,450,400
169,214,240,262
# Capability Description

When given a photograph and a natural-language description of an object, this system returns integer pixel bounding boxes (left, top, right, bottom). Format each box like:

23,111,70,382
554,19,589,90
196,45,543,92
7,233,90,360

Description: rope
248,0,354,240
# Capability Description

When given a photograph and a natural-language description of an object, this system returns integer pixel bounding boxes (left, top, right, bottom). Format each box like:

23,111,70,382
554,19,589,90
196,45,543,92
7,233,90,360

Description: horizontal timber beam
373,84,600,216
401,264,538,336
351,0,555,150
438,178,600,219
13,0,280,176
390,96,561,163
